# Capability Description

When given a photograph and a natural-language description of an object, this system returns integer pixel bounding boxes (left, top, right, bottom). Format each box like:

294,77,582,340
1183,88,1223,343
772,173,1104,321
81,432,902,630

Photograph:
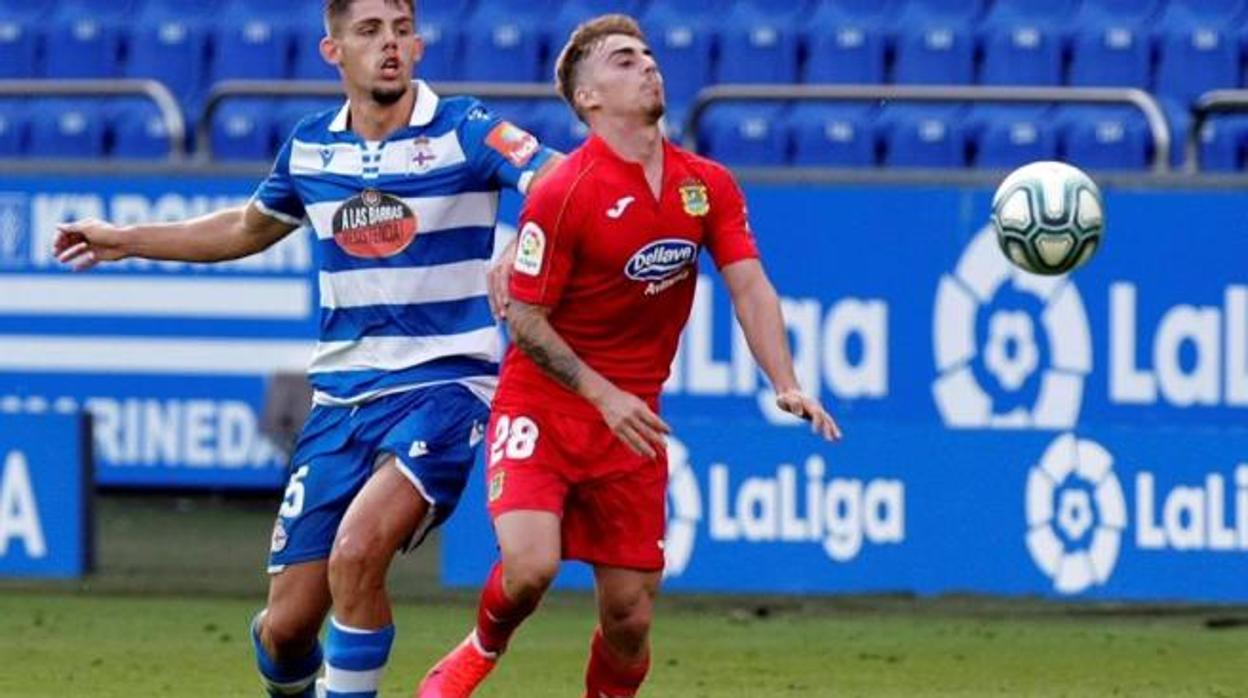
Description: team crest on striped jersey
679,180,710,217
408,136,437,174
332,188,418,258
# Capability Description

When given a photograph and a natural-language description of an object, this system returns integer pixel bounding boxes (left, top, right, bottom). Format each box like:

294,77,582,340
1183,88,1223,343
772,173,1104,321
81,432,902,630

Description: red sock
585,627,650,698
474,562,538,654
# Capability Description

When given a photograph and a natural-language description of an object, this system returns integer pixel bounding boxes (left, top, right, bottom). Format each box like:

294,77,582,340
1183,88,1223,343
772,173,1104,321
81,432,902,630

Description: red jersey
496,133,759,418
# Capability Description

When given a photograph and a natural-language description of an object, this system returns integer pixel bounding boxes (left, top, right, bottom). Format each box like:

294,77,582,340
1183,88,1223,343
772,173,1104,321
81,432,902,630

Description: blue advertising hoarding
0,412,92,578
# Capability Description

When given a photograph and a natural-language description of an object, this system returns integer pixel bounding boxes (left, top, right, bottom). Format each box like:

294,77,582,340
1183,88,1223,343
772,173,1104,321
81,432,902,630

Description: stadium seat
125,0,219,109
28,99,106,158
640,0,723,109
1198,115,1248,172
713,0,808,86
108,99,171,160
1153,0,1246,106
965,105,1057,169
1057,106,1151,171
803,0,900,85
45,0,131,79
414,1,470,81
529,100,590,154
542,1,646,80
208,0,295,83
892,0,985,84
273,97,340,146
699,103,789,166
787,102,878,167
0,4,48,78
461,0,560,82
0,100,26,156
1067,0,1161,88
291,21,337,80
977,0,1077,86
211,98,275,161
878,104,969,167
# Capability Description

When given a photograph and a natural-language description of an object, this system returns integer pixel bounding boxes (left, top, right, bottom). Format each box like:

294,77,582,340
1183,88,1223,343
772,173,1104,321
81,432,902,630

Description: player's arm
507,299,670,458
721,259,841,440
487,153,565,319
53,203,298,271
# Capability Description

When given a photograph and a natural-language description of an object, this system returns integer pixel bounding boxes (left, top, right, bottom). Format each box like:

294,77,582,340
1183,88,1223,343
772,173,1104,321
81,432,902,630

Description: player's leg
322,458,428,698
252,404,371,696
586,566,661,698
252,562,332,697
323,385,489,698
418,406,569,698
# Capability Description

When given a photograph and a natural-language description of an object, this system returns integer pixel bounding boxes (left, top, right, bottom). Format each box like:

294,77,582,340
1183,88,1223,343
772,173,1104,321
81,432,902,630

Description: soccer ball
991,161,1105,276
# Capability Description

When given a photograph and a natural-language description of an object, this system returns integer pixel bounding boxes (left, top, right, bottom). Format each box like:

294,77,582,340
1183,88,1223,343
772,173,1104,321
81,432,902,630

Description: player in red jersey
417,14,840,698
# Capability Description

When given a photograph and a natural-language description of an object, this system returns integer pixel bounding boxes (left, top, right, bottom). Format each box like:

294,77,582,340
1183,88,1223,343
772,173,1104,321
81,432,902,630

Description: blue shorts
267,382,490,572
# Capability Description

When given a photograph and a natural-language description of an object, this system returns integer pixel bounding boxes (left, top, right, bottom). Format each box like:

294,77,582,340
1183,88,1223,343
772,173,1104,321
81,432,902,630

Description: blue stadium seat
966,105,1057,169
273,98,340,146
209,1,294,83
892,0,985,84
414,1,471,81
714,1,807,85
108,99,171,160
45,1,132,79
1154,0,1246,106
1067,0,1161,88
640,1,723,109
0,4,48,78
1058,106,1151,171
1198,115,1248,172
787,103,878,167
126,1,219,110
28,100,106,158
542,1,645,81
699,103,789,166
211,99,275,161
0,100,27,156
977,0,1077,86
804,0,899,85
291,20,336,80
529,100,590,154
878,104,969,167
461,0,559,82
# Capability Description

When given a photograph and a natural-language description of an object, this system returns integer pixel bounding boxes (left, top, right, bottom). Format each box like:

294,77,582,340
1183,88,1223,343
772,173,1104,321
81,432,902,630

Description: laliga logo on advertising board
661,437,905,579
933,226,1092,428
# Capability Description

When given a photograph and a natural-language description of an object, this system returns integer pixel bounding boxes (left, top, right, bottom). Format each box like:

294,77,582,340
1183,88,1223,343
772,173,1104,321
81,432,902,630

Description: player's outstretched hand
54,218,126,271
597,387,671,460
776,389,842,441
488,237,518,320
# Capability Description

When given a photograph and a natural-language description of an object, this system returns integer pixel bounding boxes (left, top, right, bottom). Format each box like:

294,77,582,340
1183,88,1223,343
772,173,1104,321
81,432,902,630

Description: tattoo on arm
508,301,583,391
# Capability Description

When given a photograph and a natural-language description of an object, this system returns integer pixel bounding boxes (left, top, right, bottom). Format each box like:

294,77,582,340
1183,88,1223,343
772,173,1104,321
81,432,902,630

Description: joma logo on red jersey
624,239,697,281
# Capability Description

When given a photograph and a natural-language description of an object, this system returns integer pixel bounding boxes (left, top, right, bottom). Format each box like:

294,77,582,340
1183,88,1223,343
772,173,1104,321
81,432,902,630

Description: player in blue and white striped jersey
52,1,560,696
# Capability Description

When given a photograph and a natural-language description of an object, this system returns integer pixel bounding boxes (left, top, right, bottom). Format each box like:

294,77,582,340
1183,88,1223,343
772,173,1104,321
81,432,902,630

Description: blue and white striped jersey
251,81,555,406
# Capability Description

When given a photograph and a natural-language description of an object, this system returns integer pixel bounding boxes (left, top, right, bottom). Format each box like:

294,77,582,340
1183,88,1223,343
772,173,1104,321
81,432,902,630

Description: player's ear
319,35,341,67
574,85,599,116
410,33,425,64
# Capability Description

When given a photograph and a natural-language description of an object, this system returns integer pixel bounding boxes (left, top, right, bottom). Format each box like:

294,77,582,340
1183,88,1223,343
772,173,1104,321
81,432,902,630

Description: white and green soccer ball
991,161,1105,276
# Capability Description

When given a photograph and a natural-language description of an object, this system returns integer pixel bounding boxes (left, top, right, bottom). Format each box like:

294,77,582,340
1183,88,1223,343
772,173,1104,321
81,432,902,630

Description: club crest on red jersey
331,188,418,258
679,180,710,217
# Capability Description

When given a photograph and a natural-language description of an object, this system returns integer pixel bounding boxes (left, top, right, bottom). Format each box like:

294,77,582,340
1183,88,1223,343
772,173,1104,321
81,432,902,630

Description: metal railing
683,84,1173,174
0,79,187,160
1187,90,1248,173
197,80,559,160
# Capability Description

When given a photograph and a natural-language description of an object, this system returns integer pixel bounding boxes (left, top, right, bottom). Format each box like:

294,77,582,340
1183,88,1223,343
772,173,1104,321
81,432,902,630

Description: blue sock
323,617,395,698
250,612,323,697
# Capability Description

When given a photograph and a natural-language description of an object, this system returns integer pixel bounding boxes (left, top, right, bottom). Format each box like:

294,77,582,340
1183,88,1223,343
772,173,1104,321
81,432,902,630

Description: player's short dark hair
555,14,647,122
323,0,415,36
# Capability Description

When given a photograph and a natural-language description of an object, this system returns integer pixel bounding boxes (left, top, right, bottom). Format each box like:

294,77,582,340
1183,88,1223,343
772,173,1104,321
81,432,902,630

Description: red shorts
485,402,667,571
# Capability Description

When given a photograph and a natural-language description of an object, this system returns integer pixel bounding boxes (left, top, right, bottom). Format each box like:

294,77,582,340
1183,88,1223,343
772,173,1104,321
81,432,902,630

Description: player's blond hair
554,14,648,122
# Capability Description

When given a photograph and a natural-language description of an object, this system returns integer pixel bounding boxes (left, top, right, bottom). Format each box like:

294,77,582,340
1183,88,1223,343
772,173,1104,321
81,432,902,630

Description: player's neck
346,85,416,142
591,117,664,167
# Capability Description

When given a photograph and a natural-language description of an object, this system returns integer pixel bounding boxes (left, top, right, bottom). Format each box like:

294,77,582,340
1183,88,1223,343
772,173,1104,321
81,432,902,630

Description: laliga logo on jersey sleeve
625,239,697,296
933,225,1092,428
1025,434,1126,594
331,188,418,258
